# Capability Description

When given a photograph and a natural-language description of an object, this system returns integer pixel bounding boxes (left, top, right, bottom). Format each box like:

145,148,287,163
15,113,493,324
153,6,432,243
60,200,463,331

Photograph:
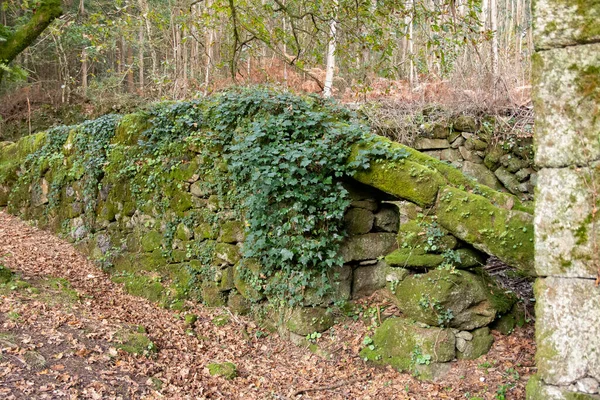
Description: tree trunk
323,0,338,98
0,0,62,84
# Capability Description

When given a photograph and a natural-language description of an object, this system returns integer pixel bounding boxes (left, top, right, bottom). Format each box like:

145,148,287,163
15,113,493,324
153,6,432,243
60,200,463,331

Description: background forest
0,0,533,140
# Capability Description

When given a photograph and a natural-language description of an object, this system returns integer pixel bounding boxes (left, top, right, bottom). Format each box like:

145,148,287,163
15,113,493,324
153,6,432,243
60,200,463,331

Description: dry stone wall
0,93,536,378
527,1,600,399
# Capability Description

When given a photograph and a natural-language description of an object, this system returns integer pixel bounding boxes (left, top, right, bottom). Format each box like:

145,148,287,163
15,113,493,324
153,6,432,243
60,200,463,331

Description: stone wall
0,96,536,377
527,1,600,399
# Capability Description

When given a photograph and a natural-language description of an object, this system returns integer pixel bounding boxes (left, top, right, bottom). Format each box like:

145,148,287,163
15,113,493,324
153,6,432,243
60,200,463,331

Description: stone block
359,317,455,372
373,203,399,232
495,167,522,195
462,161,503,190
352,261,387,298
339,233,397,262
533,44,600,167
414,138,450,150
534,277,600,386
535,166,600,278
437,187,534,274
344,207,374,235
533,0,600,50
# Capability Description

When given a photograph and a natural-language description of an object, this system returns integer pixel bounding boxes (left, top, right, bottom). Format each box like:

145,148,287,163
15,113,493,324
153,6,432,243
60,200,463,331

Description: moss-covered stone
233,260,265,302
201,282,227,307
456,327,494,360
385,248,445,269
141,230,163,252
228,291,251,315
339,232,397,262
533,0,600,50
533,43,600,167
112,113,151,145
343,207,374,235
215,243,241,265
207,362,237,380
218,221,245,243
437,186,534,274
453,116,478,132
349,136,531,213
286,306,334,336
359,317,455,372
396,219,458,253
112,273,166,303
352,261,386,298
116,330,157,356
392,268,514,330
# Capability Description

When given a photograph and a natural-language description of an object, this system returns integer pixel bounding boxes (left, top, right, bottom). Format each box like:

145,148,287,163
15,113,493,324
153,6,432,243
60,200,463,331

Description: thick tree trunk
0,0,62,84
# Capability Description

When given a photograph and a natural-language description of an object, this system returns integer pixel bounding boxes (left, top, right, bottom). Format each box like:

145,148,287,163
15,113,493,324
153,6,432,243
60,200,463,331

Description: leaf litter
0,211,536,399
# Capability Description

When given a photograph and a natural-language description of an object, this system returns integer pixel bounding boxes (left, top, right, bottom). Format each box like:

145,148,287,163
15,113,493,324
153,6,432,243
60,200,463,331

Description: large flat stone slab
535,166,600,278
533,43,600,168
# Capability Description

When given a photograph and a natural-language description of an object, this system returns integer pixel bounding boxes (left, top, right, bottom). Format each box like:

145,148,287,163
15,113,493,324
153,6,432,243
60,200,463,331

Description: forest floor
0,210,536,399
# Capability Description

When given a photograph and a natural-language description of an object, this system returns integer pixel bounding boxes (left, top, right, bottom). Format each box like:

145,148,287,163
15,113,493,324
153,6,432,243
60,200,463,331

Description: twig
292,376,370,397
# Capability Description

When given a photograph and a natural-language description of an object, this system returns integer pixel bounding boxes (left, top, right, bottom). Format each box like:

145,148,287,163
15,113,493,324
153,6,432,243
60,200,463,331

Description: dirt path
0,211,536,399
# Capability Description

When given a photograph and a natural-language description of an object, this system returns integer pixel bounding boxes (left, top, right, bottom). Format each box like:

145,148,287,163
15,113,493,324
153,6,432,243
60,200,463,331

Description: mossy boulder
392,268,515,330
437,186,534,274
359,317,455,372
491,303,526,335
462,161,503,190
141,230,163,252
396,219,458,253
207,362,237,380
116,330,157,356
349,141,446,207
286,306,334,336
373,203,399,232
112,274,166,303
456,327,494,360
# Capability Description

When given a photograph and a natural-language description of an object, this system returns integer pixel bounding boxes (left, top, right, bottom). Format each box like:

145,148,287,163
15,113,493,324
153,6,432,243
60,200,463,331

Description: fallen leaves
0,210,536,399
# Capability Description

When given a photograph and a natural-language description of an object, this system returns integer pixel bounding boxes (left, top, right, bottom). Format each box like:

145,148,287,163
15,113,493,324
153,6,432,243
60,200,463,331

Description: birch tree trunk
323,0,338,98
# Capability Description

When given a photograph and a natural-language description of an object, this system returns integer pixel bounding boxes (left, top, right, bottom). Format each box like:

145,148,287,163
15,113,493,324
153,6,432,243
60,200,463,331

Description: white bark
323,0,338,98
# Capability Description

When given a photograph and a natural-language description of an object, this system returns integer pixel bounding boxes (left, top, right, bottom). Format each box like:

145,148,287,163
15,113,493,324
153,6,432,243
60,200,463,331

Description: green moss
359,317,455,372
207,362,237,379
212,314,230,327
141,231,163,252
201,282,227,307
437,186,534,274
286,306,334,336
349,141,445,207
233,260,265,302
218,221,245,243
116,330,157,356
112,113,151,145
0,265,14,284
349,136,531,212
112,273,166,303
184,313,198,326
